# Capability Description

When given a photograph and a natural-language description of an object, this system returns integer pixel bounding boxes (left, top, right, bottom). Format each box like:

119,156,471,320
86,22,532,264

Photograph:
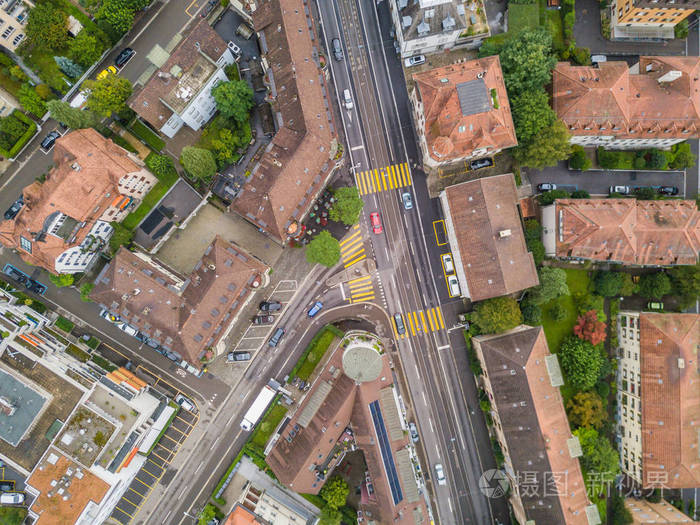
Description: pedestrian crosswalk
340,224,367,268
394,307,446,339
354,162,412,196
345,274,376,303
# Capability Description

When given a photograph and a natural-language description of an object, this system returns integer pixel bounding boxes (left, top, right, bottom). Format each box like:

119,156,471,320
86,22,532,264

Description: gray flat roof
456,78,490,117
0,368,48,446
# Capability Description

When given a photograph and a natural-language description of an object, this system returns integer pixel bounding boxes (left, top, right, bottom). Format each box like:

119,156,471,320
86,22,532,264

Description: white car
609,185,630,195
119,323,139,337
441,254,454,274
447,275,460,297
343,89,353,110
435,464,446,485
404,55,426,67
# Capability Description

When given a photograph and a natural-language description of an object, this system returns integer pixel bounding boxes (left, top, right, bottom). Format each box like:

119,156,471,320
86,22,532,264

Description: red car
370,212,382,234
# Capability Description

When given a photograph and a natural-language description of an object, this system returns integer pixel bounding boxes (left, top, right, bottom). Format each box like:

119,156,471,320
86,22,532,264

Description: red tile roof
224,504,266,525
554,199,700,265
553,57,700,140
412,55,517,163
640,313,700,488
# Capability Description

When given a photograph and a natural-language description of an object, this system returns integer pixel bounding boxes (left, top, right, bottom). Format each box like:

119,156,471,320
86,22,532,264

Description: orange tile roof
626,497,700,523
554,199,700,265
224,504,265,525
412,55,517,163
640,313,700,488
553,57,700,140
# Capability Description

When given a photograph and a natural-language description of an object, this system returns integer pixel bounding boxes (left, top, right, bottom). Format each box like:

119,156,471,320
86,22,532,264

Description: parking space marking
123,495,141,507
432,220,448,246
134,477,151,489
160,433,179,445
115,506,134,518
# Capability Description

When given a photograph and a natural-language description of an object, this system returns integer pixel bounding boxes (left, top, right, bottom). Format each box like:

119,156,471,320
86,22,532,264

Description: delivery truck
240,381,277,431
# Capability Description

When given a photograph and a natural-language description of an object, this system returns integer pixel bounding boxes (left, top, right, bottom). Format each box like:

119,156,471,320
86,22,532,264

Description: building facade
610,0,698,40
0,0,31,51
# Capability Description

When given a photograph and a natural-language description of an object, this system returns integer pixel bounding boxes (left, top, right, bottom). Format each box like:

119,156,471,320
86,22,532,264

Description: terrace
55,405,116,467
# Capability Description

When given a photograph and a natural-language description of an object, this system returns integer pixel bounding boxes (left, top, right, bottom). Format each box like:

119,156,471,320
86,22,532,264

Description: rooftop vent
498,229,512,238
658,70,682,83
442,15,455,30
402,15,412,28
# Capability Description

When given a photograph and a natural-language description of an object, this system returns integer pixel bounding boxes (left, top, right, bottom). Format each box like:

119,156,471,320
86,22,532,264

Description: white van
343,89,353,110
0,492,25,505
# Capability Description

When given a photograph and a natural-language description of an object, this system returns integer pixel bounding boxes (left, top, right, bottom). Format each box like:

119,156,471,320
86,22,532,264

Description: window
1,26,15,39
19,236,31,253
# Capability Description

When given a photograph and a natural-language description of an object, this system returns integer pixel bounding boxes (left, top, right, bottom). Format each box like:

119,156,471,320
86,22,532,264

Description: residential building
553,57,700,149
266,331,428,525
228,0,338,244
438,173,539,302
610,0,698,40
625,498,700,523
224,504,267,525
90,236,268,365
130,18,236,138
0,129,157,274
0,0,31,51
541,199,700,266
239,482,309,525
472,325,600,525
387,0,489,57
616,312,700,488
0,86,18,117
410,56,517,170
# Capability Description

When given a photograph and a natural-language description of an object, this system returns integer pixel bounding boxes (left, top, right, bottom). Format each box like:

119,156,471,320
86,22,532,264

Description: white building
0,0,32,51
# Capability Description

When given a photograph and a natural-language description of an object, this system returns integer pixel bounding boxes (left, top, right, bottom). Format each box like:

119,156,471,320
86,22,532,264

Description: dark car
227,351,251,362
115,47,135,68
268,327,286,347
41,131,61,151
394,313,405,335
469,157,494,170
3,264,27,284
259,300,282,312
253,315,274,325
200,0,218,17
4,196,23,220
0,481,14,492
26,278,47,295
658,186,679,195
332,38,343,61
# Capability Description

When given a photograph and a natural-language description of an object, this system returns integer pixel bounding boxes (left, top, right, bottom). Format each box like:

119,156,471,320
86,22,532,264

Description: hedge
146,402,179,455
66,344,89,362
129,119,165,152
90,353,116,372
0,110,37,159
291,325,344,381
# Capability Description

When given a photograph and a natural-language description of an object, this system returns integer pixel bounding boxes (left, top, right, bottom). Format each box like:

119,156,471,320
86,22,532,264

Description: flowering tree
573,309,607,346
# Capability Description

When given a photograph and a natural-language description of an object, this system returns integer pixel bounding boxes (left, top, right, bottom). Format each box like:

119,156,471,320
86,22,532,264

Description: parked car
447,275,460,297
3,196,23,220
404,55,425,68
268,327,286,347
469,157,493,170
658,186,679,195
0,481,14,492
409,421,419,442
253,315,274,325
401,191,413,210
3,264,26,283
227,351,251,362
0,492,24,505
26,279,47,295
40,131,61,151
394,313,405,335
370,212,382,234
259,300,282,312
307,301,323,317
343,88,353,110
441,254,454,274
332,38,343,60
591,54,607,63
99,308,120,323
175,394,194,411
610,185,631,195
96,65,117,80
434,464,446,486
647,301,664,311
115,47,135,68
536,183,557,192
200,0,218,17
119,323,139,337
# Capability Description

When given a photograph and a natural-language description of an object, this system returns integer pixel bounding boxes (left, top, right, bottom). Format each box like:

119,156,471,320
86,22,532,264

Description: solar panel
369,400,403,505
456,78,491,117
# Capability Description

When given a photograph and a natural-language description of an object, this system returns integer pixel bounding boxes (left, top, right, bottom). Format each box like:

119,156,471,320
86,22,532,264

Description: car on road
4,196,23,220
441,254,454,274
200,0,218,17
434,464,446,486
3,264,26,283
0,492,24,505
370,212,382,234
0,480,14,491
469,157,493,170
404,55,425,68
26,278,46,295
447,275,460,297
409,421,419,442
115,47,135,68
40,130,61,151
343,88,353,110
175,394,194,411
658,186,679,195
610,185,631,195
268,327,286,347
99,308,120,323
647,301,664,311
307,301,323,317
253,314,274,325
227,351,251,362
401,191,413,210
259,300,282,312
331,38,343,61
97,65,117,80
394,313,405,335
536,183,557,192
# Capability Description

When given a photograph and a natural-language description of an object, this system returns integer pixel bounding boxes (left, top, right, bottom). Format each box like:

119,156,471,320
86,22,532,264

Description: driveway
527,161,686,196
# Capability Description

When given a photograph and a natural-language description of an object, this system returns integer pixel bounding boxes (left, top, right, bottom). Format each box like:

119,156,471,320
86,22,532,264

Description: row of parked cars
536,183,679,196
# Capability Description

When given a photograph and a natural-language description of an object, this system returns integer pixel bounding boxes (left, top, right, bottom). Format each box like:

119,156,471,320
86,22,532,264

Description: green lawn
250,402,288,449
55,316,74,333
508,3,540,33
121,180,172,230
293,326,344,381
545,9,565,51
541,269,590,354
129,119,166,152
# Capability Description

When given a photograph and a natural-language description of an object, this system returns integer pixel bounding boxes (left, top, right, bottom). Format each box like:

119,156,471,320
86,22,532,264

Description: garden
0,109,37,159
121,153,179,230
596,143,695,171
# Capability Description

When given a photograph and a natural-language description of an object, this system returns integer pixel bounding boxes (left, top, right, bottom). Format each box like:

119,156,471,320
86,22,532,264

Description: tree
514,119,572,169
179,146,217,181
647,149,668,169
670,141,696,169
318,507,342,525
549,301,568,321
473,296,523,334
538,188,570,206
209,127,242,167
619,272,636,296
574,427,620,480
96,0,135,34
25,3,67,51
668,263,700,309
559,335,605,390
611,493,634,525
569,145,592,170
306,231,341,267
566,391,606,429
80,283,94,302
594,271,625,297
18,84,46,117
575,292,605,318
211,80,254,126
49,274,74,287
520,301,542,325
527,238,545,265
84,74,132,117
46,100,98,129
8,65,27,82
573,310,607,345
638,272,671,299
69,31,104,68
499,28,557,96
146,153,176,179
109,222,133,254
510,90,555,144
320,476,349,510
675,18,690,39
571,189,590,199
329,187,364,225
54,56,84,78
634,186,657,200
197,504,217,525
528,267,569,305
35,84,51,100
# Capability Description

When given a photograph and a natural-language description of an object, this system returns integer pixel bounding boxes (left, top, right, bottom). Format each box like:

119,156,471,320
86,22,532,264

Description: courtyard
55,406,116,467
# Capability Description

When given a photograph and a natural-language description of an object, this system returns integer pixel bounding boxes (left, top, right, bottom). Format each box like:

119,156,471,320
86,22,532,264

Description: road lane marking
422,391,427,405
351,145,364,150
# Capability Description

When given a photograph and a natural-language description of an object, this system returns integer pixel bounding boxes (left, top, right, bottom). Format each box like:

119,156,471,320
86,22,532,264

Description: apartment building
610,0,699,40
0,0,31,51
616,312,700,488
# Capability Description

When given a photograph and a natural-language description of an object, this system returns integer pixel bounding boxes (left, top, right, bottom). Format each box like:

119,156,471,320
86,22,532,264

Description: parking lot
110,406,198,525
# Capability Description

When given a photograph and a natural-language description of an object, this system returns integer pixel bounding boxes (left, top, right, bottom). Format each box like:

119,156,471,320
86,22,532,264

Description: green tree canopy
499,28,557,96
514,119,572,169
669,142,696,169
593,271,625,297
96,0,136,34
638,272,671,299
180,146,217,181
46,100,98,129
318,507,342,525
146,153,177,179
306,231,341,267
574,427,620,481
329,187,364,225
18,83,46,117
473,296,523,334
537,188,570,206
510,90,555,145
320,476,349,510
211,80,254,126
566,391,606,429
528,267,570,305
668,263,700,309
569,145,592,171
49,274,74,287
197,504,217,525
25,3,67,51
70,31,104,68
571,189,590,198
520,301,542,325
84,74,133,117
559,335,605,391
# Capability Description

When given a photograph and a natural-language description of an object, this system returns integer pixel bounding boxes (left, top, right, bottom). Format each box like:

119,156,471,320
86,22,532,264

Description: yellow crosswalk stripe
348,275,371,285
340,230,361,247
342,245,364,262
342,241,364,257
436,307,445,330
372,169,380,193
407,313,416,336
350,295,375,304
411,311,419,332
404,162,412,185
354,172,364,195
367,171,376,193
351,290,375,300
420,311,428,332
396,163,405,186
380,169,387,191
427,309,436,332
386,168,394,190
390,164,398,188
344,253,366,268
349,283,373,294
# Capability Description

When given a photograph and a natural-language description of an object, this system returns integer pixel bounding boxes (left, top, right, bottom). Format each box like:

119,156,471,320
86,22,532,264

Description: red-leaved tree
573,310,607,346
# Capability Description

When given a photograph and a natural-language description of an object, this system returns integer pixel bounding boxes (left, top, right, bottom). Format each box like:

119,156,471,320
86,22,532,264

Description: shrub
145,153,177,181
538,189,570,206
675,18,689,39
594,271,625,297
559,336,606,391
80,282,94,302
473,296,522,334
569,145,591,170
549,301,568,321
572,47,591,66
0,110,36,158
647,149,668,169
638,272,671,299
521,301,542,325
571,189,590,199
55,316,75,332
